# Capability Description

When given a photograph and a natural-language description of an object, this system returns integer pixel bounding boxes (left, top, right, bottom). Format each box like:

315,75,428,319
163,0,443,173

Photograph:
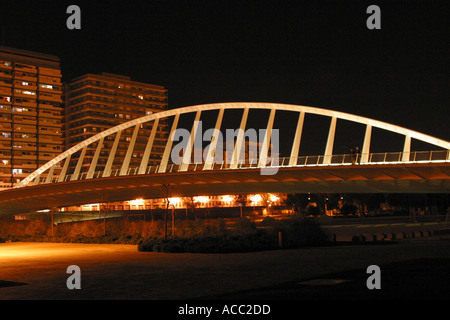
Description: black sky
1,0,449,151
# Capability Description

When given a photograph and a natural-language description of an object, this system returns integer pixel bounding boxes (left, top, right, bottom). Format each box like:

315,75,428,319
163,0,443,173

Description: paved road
317,215,449,241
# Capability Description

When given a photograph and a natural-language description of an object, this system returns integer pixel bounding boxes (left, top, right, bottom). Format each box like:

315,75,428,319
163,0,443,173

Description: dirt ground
1,238,450,300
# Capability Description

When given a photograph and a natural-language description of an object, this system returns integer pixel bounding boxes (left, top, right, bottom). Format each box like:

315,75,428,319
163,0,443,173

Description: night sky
1,0,449,155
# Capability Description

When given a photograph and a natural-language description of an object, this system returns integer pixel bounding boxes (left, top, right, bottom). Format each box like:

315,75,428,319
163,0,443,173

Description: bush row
0,215,332,253
138,230,278,253
0,218,230,244
138,216,331,253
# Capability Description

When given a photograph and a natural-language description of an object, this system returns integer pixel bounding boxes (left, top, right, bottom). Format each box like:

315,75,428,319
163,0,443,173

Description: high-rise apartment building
0,46,63,188
64,72,168,174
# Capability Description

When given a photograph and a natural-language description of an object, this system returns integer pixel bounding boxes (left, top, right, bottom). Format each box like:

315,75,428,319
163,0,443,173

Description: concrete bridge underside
0,162,448,215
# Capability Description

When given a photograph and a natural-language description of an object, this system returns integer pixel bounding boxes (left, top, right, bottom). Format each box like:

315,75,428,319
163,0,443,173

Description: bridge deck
0,162,448,215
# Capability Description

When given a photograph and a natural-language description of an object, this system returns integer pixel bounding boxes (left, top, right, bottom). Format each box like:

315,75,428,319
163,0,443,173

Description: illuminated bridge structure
0,102,449,215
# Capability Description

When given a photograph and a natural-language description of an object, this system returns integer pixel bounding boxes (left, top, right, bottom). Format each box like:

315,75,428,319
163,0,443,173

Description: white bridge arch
15,102,450,188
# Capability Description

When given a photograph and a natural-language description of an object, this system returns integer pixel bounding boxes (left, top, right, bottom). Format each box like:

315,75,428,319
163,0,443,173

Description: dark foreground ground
1,234,450,302
201,257,450,300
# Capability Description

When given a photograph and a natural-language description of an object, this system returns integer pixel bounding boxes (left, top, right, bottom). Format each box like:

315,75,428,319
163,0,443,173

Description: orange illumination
250,194,262,203
270,194,279,202
222,195,234,202
168,197,181,205
83,203,99,207
129,199,145,206
194,196,209,203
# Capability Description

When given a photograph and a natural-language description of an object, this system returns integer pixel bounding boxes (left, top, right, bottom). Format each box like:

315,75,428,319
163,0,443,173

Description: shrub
175,218,227,238
258,216,279,228
126,221,143,236
279,216,330,247
138,230,278,253
141,220,164,238
232,217,257,236
3,221,28,238
117,234,142,244
196,218,227,237
67,220,103,238
25,220,47,237
340,204,357,215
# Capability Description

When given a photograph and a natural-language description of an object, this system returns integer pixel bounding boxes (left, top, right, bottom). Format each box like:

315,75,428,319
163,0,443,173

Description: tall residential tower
0,46,63,188
64,72,168,175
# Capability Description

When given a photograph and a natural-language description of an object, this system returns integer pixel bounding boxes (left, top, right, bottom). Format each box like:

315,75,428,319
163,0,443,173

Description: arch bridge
0,102,448,214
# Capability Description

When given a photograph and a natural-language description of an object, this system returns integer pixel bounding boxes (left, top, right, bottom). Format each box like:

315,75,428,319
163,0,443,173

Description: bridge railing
31,149,449,185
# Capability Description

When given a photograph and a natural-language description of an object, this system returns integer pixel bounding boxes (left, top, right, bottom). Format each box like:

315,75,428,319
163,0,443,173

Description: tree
306,204,321,216
284,194,309,215
234,195,249,217
159,184,172,239
183,196,198,217
340,203,357,215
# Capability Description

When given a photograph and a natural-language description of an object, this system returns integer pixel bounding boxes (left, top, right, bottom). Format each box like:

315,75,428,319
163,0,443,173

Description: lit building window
250,194,262,203
194,196,209,203
222,195,234,202
128,199,145,206
167,197,181,206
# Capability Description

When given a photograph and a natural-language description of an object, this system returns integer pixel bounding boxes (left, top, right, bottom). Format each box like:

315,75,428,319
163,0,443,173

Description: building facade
0,46,64,188
64,72,168,174
61,193,286,214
